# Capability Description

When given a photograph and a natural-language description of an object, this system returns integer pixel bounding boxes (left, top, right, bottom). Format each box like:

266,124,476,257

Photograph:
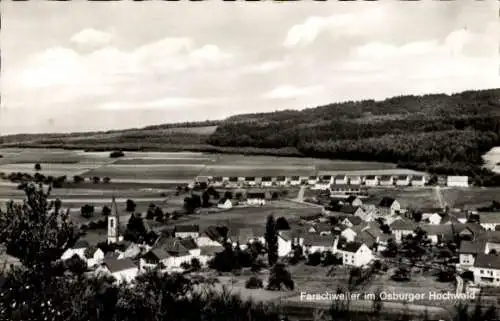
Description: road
434,186,445,208
295,185,306,202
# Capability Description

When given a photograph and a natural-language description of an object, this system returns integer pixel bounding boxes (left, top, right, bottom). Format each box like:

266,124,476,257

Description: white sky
1,1,499,134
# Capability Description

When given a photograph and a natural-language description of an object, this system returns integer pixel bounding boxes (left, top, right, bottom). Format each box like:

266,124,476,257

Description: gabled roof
72,240,90,249
334,175,347,180
157,237,190,256
390,219,416,231
179,238,198,251
419,207,444,214
175,225,200,233
303,234,334,247
337,240,364,253
338,205,362,215
365,175,377,180
459,241,485,254
146,248,171,261
421,225,454,240
343,216,363,226
412,175,424,181
477,230,500,243
358,231,377,248
397,175,409,180
474,253,500,270
379,197,396,208
379,176,393,181
200,245,225,256
440,214,459,224
230,227,264,244
202,225,228,242
103,258,136,273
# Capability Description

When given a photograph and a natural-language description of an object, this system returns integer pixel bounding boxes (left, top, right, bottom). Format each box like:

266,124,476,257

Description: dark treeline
208,89,500,180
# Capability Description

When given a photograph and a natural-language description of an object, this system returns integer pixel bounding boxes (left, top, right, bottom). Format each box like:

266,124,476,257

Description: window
481,270,484,274
110,218,114,229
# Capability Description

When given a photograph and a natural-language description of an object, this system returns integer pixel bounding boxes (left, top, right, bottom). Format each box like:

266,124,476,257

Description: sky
1,1,499,134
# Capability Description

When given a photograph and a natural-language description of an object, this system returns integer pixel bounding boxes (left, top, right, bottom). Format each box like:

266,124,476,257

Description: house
390,219,417,243
451,210,469,224
198,245,225,265
313,179,331,191
478,231,500,254
217,198,233,209
379,176,394,186
61,240,89,261
478,212,500,231
197,226,228,247
246,191,267,206
289,176,301,186
117,242,145,260
244,177,257,186
396,175,411,187
447,176,469,188
378,197,401,216
341,216,364,228
338,205,366,217
320,175,333,184
348,176,362,186
334,175,348,185
174,225,200,239
334,239,373,267
420,208,444,225
308,222,332,235
335,226,358,242
180,237,201,257
364,175,379,187
459,241,485,270
330,185,366,196
308,176,318,185
421,225,455,244
227,177,239,187
411,175,427,187
230,227,263,248
98,258,139,283
140,248,172,273
261,176,273,187
276,176,288,186
277,231,293,257
437,176,447,186
472,254,500,287
211,176,224,187
345,196,363,207
303,234,335,253
154,237,194,270
357,226,389,251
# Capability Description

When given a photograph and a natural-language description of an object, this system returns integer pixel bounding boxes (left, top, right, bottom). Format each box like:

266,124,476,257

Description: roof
365,175,377,180
147,248,171,261
157,237,190,256
311,222,333,233
397,175,409,180
459,241,485,254
218,198,231,205
440,214,459,224
477,230,500,243
202,225,228,242
175,225,200,233
338,205,362,215
343,216,363,226
479,212,500,224
379,176,393,181
200,245,225,256
379,197,396,208
230,227,264,244
334,175,347,180
412,175,424,181
474,253,500,270
347,175,361,180
103,258,137,273
247,192,266,199
421,225,454,240
390,219,417,231
72,240,90,249
419,208,444,214
358,231,377,248
179,238,198,251
337,240,364,253
303,234,334,247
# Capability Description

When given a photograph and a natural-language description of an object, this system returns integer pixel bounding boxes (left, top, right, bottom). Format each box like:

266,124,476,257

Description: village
22,169,497,315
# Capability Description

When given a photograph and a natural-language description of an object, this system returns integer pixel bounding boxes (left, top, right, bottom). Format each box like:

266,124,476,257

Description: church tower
107,196,123,244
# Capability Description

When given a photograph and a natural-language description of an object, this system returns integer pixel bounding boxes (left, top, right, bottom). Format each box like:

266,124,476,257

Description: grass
112,158,215,165
440,187,500,209
364,187,441,209
81,164,206,180
200,165,317,178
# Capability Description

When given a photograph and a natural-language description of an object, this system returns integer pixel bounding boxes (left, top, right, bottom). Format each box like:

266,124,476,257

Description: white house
447,176,469,188
276,176,288,186
277,232,293,257
61,240,90,261
303,234,335,253
339,227,358,242
320,175,333,184
390,219,417,243
174,225,200,239
211,176,224,187
246,191,267,206
459,241,484,270
379,176,394,186
333,239,373,267
98,258,139,283
261,177,273,187
421,211,443,225
141,238,195,272
289,176,301,186
334,175,348,185
411,175,427,187
84,247,105,268
308,176,318,185
244,177,257,186
472,254,500,287
197,226,227,247
344,196,363,207
396,175,411,186
313,179,331,191
364,175,379,187
227,177,239,188
378,197,401,216
348,176,362,186
479,212,500,231
217,198,233,209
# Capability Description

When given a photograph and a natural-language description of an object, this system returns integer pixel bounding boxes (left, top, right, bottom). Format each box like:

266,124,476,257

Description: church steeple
107,195,122,244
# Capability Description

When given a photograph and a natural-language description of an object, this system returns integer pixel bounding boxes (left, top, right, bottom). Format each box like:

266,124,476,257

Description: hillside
2,88,500,182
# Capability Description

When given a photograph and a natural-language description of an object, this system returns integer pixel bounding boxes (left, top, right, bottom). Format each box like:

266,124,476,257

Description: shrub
102,205,111,216
81,204,95,219
191,258,202,271
109,150,125,158
73,175,84,184
92,176,100,184
245,276,264,289
306,252,322,266
34,163,42,171
103,177,111,184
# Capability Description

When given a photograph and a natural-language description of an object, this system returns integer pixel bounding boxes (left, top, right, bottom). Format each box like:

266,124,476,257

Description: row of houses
197,174,470,188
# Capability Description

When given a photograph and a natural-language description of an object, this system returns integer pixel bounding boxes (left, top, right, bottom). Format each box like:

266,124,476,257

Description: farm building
379,175,394,186
411,175,427,187
174,225,200,239
348,176,362,185
472,254,500,287
378,197,401,216
97,258,139,283
459,241,484,270
303,234,335,253
390,219,417,243
246,190,267,206
447,176,469,187
395,175,411,186
364,175,379,186
290,176,301,186
197,226,227,247
478,212,500,231
260,176,273,187
308,176,318,185
333,239,373,267
334,175,348,185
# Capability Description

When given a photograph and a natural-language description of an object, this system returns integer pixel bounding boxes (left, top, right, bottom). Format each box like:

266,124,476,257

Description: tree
146,203,156,219
81,204,95,219
245,277,263,289
102,205,111,216
202,191,211,208
275,217,290,230
223,191,233,200
306,252,322,266
124,214,148,243
103,177,111,184
190,258,201,271
64,254,87,275
267,263,294,291
412,211,423,222
109,150,125,158
73,175,84,184
92,176,101,184
34,163,42,171
265,215,278,266
126,199,136,213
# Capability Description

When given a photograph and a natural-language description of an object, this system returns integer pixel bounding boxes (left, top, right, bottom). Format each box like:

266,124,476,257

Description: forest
207,89,500,182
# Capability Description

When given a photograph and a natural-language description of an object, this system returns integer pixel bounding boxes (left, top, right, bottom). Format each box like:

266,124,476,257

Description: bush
103,177,111,184
92,176,100,184
34,163,42,171
102,205,111,216
73,175,84,184
81,204,95,219
245,276,264,289
306,252,322,266
191,258,202,271
109,150,125,158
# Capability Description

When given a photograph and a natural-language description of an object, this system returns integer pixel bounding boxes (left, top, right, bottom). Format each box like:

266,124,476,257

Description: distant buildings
447,176,469,187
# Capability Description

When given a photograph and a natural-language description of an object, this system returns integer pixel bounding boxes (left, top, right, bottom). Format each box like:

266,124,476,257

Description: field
81,164,207,180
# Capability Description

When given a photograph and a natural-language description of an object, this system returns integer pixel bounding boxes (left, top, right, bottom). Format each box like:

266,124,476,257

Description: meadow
81,164,207,180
